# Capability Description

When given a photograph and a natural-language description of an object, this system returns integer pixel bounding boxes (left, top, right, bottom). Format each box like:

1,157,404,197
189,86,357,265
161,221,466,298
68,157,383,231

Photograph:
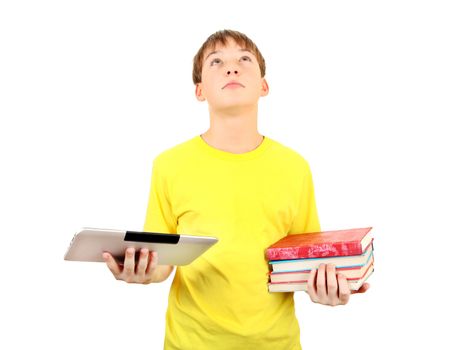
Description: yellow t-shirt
144,135,320,350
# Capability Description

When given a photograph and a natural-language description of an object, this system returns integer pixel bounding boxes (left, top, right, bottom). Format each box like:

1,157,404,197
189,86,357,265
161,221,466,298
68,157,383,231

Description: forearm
150,264,174,283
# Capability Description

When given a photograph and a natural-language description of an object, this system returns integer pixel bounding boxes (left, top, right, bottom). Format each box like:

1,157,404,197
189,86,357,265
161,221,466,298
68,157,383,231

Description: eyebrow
204,48,253,63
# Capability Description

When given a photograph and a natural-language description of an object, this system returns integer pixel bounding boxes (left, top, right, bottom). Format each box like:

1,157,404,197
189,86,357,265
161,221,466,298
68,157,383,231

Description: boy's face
195,38,269,112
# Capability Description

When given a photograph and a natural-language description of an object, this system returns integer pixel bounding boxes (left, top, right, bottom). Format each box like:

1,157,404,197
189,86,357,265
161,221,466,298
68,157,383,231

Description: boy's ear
195,83,206,101
260,78,269,97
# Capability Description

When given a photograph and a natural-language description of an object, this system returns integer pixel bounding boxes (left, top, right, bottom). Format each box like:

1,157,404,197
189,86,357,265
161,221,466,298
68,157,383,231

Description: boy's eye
210,58,222,65
210,56,252,66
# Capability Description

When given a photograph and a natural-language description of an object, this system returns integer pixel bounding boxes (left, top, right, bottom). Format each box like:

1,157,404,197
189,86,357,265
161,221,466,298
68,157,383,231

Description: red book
266,227,373,261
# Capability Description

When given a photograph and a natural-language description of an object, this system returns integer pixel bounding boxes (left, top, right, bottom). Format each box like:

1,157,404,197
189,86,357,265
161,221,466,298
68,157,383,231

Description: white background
1,1,467,349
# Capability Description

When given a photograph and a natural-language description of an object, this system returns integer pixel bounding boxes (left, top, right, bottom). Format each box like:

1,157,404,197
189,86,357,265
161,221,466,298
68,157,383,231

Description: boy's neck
201,106,264,154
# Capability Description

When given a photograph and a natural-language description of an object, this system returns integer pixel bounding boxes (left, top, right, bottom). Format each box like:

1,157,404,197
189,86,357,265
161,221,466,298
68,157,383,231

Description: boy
103,29,369,349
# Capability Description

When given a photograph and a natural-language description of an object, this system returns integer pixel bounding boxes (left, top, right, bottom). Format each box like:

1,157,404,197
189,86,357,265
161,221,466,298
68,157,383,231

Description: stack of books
266,227,374,292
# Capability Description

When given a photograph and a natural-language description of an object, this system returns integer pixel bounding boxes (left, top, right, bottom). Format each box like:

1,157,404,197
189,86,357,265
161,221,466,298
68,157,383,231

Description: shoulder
267,136,311,170
150,136,198,172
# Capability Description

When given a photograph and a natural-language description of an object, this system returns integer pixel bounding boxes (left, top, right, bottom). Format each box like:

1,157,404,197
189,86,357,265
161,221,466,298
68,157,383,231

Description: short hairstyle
192,29,266,84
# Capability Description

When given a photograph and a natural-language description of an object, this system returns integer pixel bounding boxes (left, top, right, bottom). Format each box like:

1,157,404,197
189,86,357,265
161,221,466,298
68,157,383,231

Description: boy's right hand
102,247,158,284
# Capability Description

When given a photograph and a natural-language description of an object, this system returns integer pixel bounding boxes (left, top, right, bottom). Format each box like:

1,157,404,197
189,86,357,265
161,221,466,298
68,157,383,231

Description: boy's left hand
306,264,370,306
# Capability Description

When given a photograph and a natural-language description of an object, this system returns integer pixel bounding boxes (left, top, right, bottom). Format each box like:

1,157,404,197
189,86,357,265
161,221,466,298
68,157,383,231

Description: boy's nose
226,70,239,75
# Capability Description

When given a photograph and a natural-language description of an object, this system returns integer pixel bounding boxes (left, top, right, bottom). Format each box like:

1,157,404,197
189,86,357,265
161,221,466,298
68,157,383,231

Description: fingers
104,248,158,284
326,264,338,303
123,247,136,276
307,268,318,302
307,264,330,303
136,248,149,277
337,273,350,305
103,252,122,277
307,264,351,306
352,282,370,294
316,264,327,301
146,251,159,275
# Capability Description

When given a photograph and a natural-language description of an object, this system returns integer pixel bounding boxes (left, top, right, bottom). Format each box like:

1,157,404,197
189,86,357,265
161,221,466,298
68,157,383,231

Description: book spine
266,241,364,261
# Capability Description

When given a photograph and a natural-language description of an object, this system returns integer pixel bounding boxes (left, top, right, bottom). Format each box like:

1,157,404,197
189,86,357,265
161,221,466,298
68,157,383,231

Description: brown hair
192,29,266,84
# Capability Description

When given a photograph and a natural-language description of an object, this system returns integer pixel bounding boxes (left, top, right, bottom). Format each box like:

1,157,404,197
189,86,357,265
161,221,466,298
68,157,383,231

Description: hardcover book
266,227,373,261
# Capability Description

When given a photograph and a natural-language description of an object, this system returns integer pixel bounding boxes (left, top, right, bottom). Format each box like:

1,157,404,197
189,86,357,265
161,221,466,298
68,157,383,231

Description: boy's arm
144,155,178,234
144,156,177,283
289,161,320,234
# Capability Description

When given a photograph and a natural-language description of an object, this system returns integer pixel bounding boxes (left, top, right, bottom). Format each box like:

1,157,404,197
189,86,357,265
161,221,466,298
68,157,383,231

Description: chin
216,98,258,110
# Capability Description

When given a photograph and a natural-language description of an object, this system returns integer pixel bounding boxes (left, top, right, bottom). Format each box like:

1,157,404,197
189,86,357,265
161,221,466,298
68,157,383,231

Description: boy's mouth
223,81,245,89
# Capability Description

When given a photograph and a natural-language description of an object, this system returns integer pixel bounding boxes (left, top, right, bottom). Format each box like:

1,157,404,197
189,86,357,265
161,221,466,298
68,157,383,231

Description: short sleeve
288,161,321,234
143,156,178,233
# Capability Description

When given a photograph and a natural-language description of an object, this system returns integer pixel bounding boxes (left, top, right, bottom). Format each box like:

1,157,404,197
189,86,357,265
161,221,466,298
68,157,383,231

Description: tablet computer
64,227,218,266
